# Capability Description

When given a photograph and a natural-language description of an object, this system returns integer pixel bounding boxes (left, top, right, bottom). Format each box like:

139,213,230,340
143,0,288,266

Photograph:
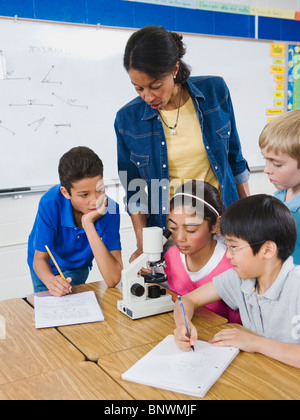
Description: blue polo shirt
27,185,121,276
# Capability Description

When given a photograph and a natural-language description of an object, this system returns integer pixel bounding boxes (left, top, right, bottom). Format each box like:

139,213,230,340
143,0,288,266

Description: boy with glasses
174,194,300,368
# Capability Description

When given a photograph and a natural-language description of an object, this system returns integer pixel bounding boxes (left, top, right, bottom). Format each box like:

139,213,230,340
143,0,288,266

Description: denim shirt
115,76,250,229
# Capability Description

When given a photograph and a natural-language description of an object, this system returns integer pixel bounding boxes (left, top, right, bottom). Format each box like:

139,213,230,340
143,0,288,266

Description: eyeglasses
223,241,265,254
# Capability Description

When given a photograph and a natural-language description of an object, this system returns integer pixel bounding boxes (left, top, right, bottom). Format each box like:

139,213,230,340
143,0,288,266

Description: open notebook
34,291,104,328
122,334,239,398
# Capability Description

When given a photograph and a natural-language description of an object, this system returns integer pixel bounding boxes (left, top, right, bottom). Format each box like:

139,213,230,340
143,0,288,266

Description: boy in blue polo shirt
28,146,122,296
173,194,300,368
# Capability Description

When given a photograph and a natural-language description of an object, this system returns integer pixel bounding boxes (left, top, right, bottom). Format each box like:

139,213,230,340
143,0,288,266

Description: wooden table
27,281,228,362
0,298,84,385
97,324,300,400
0,297,134,400
3,284,300,400
0,362,132,400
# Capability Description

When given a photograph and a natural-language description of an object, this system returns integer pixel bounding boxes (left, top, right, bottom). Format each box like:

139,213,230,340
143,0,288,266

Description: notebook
122,334,239,398
34,291,104,328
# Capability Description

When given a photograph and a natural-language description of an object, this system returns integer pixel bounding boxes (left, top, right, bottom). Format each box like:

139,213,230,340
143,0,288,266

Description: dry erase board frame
0,18,280,189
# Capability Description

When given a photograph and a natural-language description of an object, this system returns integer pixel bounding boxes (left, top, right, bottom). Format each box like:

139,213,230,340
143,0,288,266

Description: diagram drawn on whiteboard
28,117,46,132
0,52,31,81
41,65,63,84
4,71,31,81
54,123,72,134
52,92,88,109
9,99,53,107
0,120,15,135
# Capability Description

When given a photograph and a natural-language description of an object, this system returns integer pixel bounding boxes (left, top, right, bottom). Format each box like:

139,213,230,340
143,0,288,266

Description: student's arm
209,328,300,369
81,208,123,288
129,212,148,262
33,251,72,296
236,181,250,199
174,282,222,351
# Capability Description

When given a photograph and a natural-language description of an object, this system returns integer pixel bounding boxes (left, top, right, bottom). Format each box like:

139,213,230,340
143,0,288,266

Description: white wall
0,172,275,301
248,170,276,195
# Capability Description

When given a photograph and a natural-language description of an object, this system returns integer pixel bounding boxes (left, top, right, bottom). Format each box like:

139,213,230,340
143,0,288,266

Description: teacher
115,25,250,260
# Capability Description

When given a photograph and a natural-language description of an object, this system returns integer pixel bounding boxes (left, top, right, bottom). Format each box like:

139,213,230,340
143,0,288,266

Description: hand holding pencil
174,296,197,352
177,296,195,351
45,245,72,296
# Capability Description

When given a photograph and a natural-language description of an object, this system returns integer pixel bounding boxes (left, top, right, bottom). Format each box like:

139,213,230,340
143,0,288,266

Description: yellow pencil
45,245,66,280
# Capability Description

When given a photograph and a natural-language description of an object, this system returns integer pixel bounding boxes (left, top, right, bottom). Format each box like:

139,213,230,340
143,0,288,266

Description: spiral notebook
122,334,239,398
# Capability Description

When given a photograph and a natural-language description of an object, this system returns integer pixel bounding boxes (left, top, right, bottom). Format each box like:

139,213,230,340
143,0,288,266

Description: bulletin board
288,44,300,110
0,17,286,190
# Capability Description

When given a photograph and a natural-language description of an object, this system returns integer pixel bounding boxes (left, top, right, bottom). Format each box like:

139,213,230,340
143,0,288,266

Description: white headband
173,192,220,217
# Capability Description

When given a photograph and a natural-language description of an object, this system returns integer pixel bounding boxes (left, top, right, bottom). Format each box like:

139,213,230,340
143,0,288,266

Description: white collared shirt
213,256,300,343
180,237,226,282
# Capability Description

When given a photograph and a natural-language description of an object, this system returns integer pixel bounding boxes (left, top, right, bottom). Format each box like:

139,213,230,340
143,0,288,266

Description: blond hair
259,109,300,167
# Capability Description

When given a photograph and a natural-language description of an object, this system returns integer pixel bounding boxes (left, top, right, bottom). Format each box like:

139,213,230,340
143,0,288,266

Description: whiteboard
0,19,134,190
0,19,276,190
183,34,276,171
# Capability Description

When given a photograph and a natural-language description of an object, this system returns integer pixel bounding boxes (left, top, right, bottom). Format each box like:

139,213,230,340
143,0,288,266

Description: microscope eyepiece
163,229,172,240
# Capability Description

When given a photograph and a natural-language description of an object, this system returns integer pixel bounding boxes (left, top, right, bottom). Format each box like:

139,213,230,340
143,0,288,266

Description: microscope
117,227,174,320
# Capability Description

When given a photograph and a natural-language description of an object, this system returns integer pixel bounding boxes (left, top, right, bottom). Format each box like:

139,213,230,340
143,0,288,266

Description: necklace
159,85,183,135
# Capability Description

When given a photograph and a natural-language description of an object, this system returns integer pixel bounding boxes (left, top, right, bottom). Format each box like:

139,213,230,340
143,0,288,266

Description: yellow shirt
160,97,219,200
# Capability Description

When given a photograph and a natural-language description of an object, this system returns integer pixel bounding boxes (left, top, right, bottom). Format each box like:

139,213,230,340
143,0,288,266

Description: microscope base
117,294,174,320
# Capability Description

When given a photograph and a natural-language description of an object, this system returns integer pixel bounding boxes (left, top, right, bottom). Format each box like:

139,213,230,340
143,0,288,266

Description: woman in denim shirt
115,25,250,261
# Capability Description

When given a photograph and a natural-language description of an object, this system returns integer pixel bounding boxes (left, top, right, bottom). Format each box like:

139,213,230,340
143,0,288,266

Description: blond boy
259,109,300,264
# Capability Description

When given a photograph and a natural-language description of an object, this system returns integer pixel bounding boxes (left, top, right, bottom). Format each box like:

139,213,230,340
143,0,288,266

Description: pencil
178,295,195,351
45,245,66,280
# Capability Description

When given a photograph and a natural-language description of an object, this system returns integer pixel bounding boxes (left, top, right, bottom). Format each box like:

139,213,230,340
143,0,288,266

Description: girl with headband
165,179,241,323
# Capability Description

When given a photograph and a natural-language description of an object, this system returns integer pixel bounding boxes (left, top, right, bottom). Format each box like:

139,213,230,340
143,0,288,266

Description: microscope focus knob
130,283,145,297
